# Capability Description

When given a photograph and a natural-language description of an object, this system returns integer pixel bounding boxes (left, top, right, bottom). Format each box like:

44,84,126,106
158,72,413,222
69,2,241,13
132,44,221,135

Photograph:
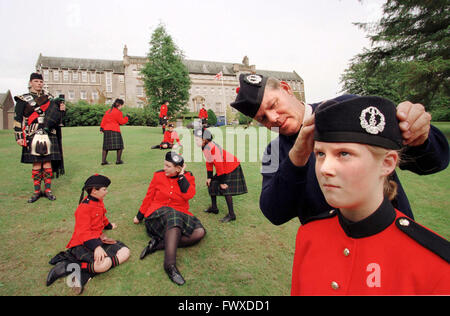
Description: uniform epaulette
184,171,193,177
82,197,91,204
302,209,338,225
396,217,450,263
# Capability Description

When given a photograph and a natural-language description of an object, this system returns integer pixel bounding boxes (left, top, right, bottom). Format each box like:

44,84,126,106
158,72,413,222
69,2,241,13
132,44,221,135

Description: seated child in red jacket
47,174,130,294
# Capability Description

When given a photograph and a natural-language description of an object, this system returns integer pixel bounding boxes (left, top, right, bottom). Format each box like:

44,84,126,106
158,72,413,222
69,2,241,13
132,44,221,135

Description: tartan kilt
21,132,62,164
103,130,124,151
159,117,168,126
208,165,248,196
68,240,128,264
144,207,204,240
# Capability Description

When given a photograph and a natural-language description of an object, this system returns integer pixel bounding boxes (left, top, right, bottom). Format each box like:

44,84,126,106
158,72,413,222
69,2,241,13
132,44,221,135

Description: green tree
141,23,191,118
341,0,449,112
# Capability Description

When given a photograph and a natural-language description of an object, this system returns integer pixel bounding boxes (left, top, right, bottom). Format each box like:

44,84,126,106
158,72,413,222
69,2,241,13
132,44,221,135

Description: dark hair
109,99,124,113
86,187,102,195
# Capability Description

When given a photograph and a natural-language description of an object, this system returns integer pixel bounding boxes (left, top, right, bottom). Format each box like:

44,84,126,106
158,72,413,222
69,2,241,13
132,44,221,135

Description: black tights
102,150,123,163
211,195,235,217
159,227,206,268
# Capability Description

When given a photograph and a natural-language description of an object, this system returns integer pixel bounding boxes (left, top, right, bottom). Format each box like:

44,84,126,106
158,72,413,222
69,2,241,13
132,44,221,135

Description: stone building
36,46,305,117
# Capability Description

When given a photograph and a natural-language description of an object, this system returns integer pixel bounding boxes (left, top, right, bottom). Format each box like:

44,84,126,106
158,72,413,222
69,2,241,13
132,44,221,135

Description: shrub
207,109,217,126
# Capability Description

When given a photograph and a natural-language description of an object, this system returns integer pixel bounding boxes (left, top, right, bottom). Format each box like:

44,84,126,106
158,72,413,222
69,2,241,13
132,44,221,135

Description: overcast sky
0,0,385,103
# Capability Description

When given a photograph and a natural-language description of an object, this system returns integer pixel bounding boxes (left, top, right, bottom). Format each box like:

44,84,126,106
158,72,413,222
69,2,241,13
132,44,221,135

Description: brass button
343,248,350,257
399,218,410,227
331,281,339,290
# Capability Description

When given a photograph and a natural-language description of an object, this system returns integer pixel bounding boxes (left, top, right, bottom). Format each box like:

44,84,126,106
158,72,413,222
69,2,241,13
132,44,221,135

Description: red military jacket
138,170,196,218
202,142,240,179
291,198,450,295
66,196,112,250
162,130,180,145
159,104,168,118
199,108,208,119
100,107,128,133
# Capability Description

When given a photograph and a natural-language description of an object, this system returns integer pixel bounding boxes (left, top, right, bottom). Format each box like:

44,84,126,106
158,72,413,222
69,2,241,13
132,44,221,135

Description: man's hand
220,183,228,190
17,139,24,146
206,179,211,187
289,114,315,167
397,101,431,147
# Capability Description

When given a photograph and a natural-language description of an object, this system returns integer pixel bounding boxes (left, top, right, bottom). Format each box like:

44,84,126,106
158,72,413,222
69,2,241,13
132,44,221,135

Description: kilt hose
103,130,124,151
21,133,62,164
69,241,128,264
144,207,204,240
208,165,248,196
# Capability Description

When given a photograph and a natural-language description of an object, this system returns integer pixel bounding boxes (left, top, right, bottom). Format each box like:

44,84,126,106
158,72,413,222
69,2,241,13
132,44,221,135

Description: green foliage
141,23,191,118
64,101,158,127
207,109,217,126
238,112,253,125
342,0,449,116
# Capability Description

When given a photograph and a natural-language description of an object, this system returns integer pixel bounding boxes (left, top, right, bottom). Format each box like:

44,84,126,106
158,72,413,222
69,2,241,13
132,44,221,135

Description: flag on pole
215,71,223,80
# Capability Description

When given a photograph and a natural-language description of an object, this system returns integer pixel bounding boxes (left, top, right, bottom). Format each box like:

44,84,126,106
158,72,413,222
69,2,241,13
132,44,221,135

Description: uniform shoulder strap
396,217,450,263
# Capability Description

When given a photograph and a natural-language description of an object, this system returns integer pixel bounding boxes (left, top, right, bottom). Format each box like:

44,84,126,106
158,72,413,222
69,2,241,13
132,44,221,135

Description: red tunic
162,130,180,145
202,142,240,177
100,107,128,132
66,196,111,249
159,104,168,118
291,198,450,295
138,170,196,218
199,108,208,119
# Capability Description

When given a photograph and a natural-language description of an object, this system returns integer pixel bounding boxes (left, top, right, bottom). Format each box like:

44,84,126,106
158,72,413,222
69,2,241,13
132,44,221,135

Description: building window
91,91,98,101
73,72,79,81
82,71,88,82
80,91,87,100
68,91,75,100
53,70,59,82
63,70,69,82
43,69,49,81
136,86,144,97
90,72,96,83
105,72,112,93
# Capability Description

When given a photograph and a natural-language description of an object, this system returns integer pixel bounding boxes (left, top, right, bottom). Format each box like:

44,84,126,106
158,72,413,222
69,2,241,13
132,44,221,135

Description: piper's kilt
144,207,204,240
103,130,124,151
159,117,168,126
208,165,248,196
21,132,61,164
69,241,128,263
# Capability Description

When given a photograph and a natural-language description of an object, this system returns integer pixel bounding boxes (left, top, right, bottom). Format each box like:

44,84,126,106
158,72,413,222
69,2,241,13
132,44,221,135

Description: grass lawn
0,123,448,296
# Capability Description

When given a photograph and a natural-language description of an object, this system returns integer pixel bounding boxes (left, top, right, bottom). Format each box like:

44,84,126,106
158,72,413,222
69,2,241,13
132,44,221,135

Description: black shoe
164,264,185,286
220,214,236,223
44,190,56,201
140,238,159,260
204,207,219,214
101,161,109,165
28,192,41,203
46,261,69,286
116,160,124,165
151,145,160,149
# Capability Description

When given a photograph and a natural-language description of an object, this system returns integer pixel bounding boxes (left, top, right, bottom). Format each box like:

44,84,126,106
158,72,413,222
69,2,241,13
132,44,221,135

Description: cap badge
172,154,180,163
245,74,262,85
360,106,386,135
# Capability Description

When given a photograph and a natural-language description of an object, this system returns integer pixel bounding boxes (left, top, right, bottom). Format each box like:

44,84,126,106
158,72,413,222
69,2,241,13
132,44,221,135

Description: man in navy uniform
231,73,449,224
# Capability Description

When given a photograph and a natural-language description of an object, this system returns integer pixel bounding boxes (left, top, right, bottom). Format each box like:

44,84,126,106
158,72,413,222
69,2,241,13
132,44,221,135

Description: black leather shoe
164,264,185,286
101,161,109,165
204,207,219,214
220,214,236,223
44,190,56,201
116,160,124,165
140,238,159,260
28,192,41,203
46,261,69,286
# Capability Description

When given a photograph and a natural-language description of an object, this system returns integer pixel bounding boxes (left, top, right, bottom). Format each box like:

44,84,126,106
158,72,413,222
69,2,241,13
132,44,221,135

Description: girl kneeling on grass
134,151,205,286
47,174,130,294
291,96,450,295
194,128,248,223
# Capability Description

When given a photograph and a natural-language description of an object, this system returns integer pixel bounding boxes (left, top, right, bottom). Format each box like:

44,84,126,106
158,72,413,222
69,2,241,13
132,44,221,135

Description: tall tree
341,0,449,111
141,23,191,117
